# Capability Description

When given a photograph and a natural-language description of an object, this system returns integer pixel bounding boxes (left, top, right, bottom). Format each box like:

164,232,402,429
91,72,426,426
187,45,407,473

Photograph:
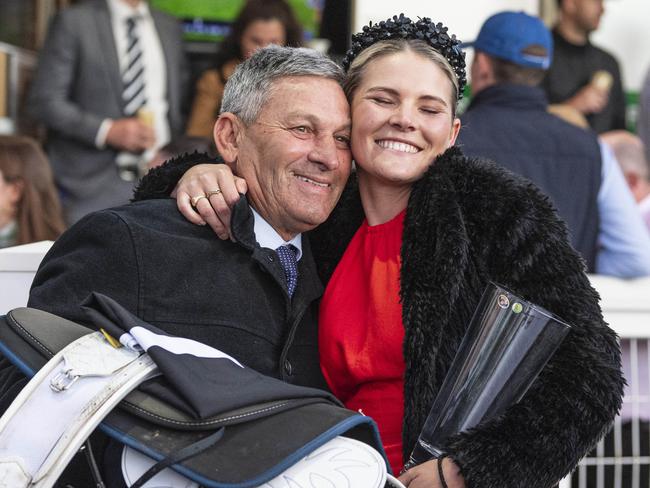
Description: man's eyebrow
367,86,449,107
283,112,351,132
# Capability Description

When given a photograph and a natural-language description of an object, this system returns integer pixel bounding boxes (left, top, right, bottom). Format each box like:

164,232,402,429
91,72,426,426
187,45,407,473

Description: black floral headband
343,14,467,100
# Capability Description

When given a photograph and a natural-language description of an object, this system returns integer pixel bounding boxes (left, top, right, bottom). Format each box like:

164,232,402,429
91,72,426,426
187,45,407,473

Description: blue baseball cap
463,11,553,69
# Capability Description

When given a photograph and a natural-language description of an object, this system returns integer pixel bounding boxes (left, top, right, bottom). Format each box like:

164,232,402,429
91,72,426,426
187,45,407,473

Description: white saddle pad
122,435,391,488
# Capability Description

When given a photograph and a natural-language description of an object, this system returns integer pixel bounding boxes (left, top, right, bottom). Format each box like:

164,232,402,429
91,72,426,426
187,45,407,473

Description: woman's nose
389,105,416,131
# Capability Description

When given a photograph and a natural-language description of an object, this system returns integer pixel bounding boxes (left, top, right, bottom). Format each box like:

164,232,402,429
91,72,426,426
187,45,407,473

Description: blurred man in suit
28,0,187,223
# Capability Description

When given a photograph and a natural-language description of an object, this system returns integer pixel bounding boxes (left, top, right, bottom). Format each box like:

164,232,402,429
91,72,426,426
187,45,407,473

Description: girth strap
0,332,158,488
130,427,225,488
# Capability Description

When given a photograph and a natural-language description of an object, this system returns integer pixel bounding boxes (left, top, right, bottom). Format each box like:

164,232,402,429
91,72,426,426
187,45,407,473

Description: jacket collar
467,84,549,113
401,146,471,334
230,197,257,251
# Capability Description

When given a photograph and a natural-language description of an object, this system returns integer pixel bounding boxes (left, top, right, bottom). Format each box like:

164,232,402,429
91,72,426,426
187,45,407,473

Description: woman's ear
213,113,244,165
449,118,461,147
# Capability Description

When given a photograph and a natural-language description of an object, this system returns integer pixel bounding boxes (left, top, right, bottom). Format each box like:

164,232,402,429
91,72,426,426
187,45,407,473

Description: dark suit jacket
27,0,187,223
28,198,327,389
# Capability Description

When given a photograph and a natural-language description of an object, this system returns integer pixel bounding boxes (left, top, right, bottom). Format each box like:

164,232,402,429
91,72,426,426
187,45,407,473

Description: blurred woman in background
0,136,65,248
185,0,303,137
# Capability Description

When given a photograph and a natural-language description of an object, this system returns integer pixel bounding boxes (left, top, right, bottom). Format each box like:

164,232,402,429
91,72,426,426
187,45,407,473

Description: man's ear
213,113,244,165
470,52,496,95
476,52,494,82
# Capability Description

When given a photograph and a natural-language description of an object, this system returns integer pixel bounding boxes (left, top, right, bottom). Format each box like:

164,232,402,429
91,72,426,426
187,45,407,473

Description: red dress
319,210,406,474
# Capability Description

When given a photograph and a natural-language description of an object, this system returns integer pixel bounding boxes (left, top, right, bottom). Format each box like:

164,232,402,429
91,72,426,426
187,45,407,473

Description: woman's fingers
195,195,230,239
214,171,242,207
234,177,248,197
173,163,244,240
398,467,417,486
176,190,206,226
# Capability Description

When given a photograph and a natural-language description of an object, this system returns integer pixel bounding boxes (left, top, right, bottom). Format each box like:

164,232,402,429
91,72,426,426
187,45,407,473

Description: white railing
0,240,53,314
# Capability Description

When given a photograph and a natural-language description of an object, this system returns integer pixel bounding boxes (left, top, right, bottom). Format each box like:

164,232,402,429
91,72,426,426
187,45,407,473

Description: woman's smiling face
350,49,460,186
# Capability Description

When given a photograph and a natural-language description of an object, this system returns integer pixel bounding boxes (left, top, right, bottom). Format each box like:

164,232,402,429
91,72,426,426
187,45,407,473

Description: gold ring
190,194,207,208
206,189,222,198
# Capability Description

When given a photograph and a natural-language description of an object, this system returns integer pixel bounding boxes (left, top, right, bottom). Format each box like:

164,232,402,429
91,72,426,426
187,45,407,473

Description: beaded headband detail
343,14,467,99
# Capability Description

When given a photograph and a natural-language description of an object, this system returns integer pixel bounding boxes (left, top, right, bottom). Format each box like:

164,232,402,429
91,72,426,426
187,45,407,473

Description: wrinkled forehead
260,75,350,123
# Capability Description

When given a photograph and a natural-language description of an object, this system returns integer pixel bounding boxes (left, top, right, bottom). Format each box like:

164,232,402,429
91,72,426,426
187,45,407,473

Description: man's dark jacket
458,84,601,271
28,197,327,389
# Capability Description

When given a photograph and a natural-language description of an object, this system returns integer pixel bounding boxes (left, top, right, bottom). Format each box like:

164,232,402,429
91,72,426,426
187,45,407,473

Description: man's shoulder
150,5,183,34
73,199,215,243
438,153,569,243
435,149,557,211
101,199,203,231
58,0,103,19
589,42,620,66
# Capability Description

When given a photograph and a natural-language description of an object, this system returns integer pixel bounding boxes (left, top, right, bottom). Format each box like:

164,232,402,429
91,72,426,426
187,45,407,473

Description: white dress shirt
596,142,650,277
251,207,303,260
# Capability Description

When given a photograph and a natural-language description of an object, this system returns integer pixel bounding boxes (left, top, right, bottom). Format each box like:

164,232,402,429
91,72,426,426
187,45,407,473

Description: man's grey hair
601,131,650,181
220,45,345,125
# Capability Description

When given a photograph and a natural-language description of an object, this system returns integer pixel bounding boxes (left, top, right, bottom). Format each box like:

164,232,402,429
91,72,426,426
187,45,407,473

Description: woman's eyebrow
366,86,448,106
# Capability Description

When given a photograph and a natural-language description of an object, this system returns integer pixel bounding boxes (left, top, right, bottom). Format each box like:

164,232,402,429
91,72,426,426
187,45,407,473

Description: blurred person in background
543,0,626,133
146,135,216,170
460,11,650,278
0,136,65,248
601,131,650,232
185,0,303,138
636,66,650,162
27,0,187,225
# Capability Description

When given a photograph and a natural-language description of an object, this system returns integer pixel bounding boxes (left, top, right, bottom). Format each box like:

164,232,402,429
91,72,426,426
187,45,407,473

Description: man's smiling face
233,76,352,239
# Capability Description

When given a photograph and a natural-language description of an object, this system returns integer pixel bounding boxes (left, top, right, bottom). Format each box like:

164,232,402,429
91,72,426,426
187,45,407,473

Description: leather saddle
0,307,386,487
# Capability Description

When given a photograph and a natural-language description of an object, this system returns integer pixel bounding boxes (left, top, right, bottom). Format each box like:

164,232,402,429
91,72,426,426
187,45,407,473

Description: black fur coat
136,147,624,488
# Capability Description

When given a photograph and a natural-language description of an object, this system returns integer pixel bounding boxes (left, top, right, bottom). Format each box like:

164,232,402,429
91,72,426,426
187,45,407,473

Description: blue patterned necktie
276,245,299,297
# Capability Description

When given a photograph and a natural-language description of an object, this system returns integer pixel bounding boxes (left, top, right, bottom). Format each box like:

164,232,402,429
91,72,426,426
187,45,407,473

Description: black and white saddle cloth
0,293,387,487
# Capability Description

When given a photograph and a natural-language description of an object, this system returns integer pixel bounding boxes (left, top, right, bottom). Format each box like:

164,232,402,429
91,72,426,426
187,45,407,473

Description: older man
28,46,351,389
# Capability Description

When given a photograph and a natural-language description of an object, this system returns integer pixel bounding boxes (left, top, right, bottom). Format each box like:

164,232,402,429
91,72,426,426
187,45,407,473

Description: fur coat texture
136,147,624,488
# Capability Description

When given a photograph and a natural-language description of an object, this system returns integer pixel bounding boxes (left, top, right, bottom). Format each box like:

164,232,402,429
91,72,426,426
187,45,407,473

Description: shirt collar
107,0,150,22
250,207,302,260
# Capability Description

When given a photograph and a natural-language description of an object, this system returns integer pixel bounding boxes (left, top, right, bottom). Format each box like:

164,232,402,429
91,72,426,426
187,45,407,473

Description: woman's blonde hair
343,39,460,117
0,136,66,244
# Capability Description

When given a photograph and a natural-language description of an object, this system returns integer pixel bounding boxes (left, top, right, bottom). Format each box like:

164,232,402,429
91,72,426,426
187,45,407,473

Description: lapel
151,10,178,119
399,148,486,456
94,0,124,113
291,237,324,316
400,149,471,405
400,153,470,346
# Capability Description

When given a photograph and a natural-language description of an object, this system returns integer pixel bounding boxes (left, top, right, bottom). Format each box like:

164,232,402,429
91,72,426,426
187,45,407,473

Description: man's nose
308,135,342,169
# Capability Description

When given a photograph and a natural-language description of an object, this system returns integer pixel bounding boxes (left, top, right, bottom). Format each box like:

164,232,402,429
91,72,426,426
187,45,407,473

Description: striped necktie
122,16,147,116
276,245,299,297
